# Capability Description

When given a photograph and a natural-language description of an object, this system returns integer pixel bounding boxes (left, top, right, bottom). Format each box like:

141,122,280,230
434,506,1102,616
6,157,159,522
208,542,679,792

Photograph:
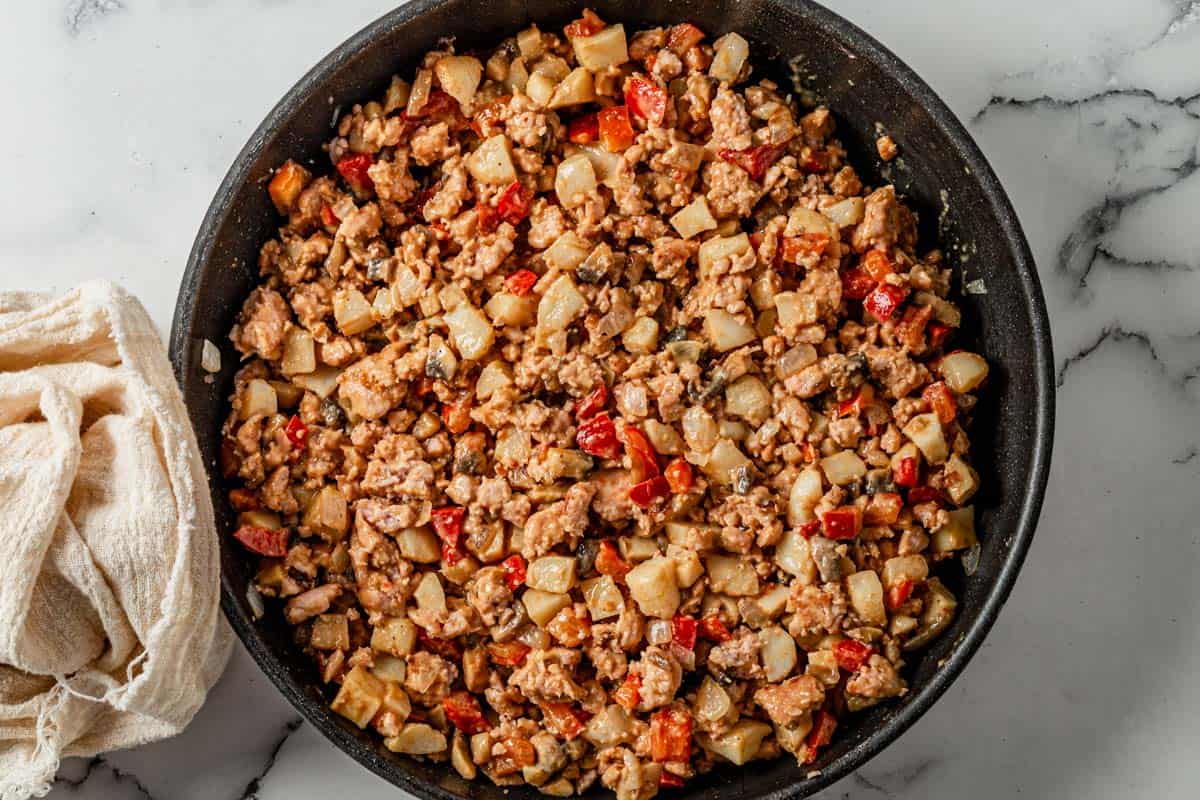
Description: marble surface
4,0,1198,798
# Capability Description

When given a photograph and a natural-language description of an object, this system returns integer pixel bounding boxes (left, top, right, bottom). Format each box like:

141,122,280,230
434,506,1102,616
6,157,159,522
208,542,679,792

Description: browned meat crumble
223,11,990,798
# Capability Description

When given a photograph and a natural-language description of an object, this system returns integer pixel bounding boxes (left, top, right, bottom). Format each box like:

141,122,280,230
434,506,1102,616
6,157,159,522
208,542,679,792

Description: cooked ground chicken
224,11,989,799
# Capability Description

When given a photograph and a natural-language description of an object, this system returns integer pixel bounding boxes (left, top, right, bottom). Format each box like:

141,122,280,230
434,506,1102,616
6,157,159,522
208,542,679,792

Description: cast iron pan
169,1,1054,797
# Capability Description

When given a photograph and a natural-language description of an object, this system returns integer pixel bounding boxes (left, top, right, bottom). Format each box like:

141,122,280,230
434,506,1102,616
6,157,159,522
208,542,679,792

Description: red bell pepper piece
664,458,694,494
907,486,943,506
319,203,339,229
431,506,465,546
487,640,531,666
496,180,534,225
864,492,903,526
625,75,668,125
927,321,953,349
885,578,915,611
659,772,686,788
441,400,472,434
284,414,309,448
666,22,705,54
630,475,671,508
564,9,605,38
622,425,661,482
832,639,874,672
418,630,462,659
896,303,933,350
650,708,693,762
836,384,875,418
697,615,732,643
803,709,838,764
893,456,919,488
799,519,822,539
444,691,490,734
782,233,830,264
822,507,862,540
540,702,587,740
861,249,894,280
470,95,510,138
864,283,909,322
841,268,878,300
501,554,527,590
476,201,500,234
335,152,375,194
575,383,609,420
567,112,599,144
923,381,957,424
671,615,698,650
613,673,642,711
598,105,636,152
595,540,631,581
799,148,830,174
234,525,289,557
577,413,622,460
504,268,538,296
718,143,786,181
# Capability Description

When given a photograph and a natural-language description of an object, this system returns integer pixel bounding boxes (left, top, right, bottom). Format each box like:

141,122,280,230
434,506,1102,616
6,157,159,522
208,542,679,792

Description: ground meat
511,648,587,704
336,344,412,420
362,433,436,500
851,186,901,252
629,647,681,711
786,582,848,638
520,483,596,558
284,583,341,624
405,651,458,705
599,746,660,800
231,288,291,360
348,514,415,617
708,87,754,151
710,487,783,552
845,654,906,700
754,675,825,728
865,345,931,399
707,627,762,679
467,566,514,626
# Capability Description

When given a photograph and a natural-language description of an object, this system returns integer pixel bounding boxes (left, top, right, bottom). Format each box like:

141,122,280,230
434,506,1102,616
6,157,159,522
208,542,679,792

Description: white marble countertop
5,0,1199,798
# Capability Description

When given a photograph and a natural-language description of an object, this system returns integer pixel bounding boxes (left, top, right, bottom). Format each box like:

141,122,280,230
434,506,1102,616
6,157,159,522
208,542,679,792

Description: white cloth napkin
0,281,232,800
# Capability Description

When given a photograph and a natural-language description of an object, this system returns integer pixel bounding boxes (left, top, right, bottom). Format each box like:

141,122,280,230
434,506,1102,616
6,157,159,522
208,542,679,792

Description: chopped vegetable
718,143,785,181
577,413,621,459
234,525,288,557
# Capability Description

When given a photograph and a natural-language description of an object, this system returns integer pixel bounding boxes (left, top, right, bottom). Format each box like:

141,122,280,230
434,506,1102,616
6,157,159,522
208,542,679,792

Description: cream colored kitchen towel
0,281,233,800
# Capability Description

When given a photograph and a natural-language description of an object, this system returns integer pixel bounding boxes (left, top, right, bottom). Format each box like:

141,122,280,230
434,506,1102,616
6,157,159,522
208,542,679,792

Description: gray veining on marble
2,1,1197,798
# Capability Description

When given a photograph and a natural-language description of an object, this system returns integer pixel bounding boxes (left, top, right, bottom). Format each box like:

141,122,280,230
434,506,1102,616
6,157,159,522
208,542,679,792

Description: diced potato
523,589,572,627
517,25,545,59
334,288,374,336
391,265,425,309
903,413,949,465
821,450,867,486
385,723,448,755
644,419,683,454
823,196,865,227
670,197,718,239
626,556,681,619
303,485,349,538
584,704,633,748
775,529,817,582
281,328,316,375
407,68,433,117
380,683,413,725
709,32,750,83
664,520,719,550
397,527,440,563
467,134,517,184
542,231,593,271
294,367,340,401
426,334,458,381
704,310,756,353
702,438,751,486
619,536,660,563
414,572,446,612
577,144,622,188
527,556,578,593
372,287,395,320
667,544,704,587
531,54,570,80
706,554,760,596
485,292,537,326
371,616,417,656
756,584,790,619
622,317,659,354
505,56,529,93
494,426,531,467
270,380,302,408
694,676,732,722
932,507,978,552
445,302,495,361
418,287,442,317
525,72,557,108
786,467,823,526
572,24,629,70
238,509,281,531
548,67,595,109
787,206,835,238
476,360,513,400
555,152,598,207
724,375,771,425
937,351,989,393
451,730,476,779
438,282,467,312
311,614,350,651
372,654,408,684
384,76,411,113
582,576,625,621
806,649,840,686
240,379,277,420
775,291,819,329
434,55,482,110
698,719,771,766
758,626,797,681
537,273,587,334
682,406,719,453
942,453,979,504
698,233,752,276
777,343,818,379
881,555,929,588
331,667,386,729
443,554,480,585
846,570,886,625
